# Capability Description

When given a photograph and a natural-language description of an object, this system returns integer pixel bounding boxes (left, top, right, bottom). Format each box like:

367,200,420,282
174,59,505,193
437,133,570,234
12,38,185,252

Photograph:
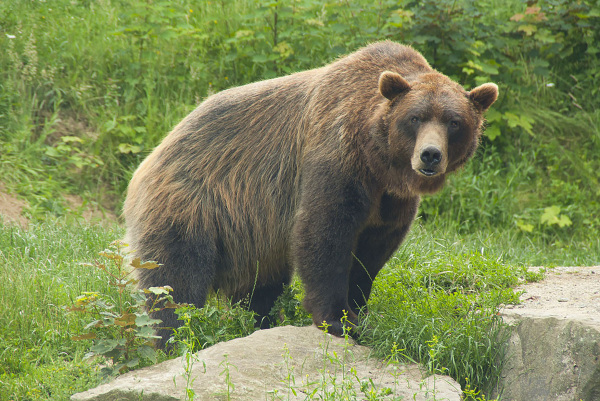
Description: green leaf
557,215,572,228
131,291,147,304
251,54,268,63
103,120,117,132
479,62,499,75
540,206,571,228
484,125,501,141
503,112,534,135
61,136,84,143
135,313,162,327
517,24,537,35
118,143,142,154
516,220,534,233
485,108,502,123
503,112,520,128
138,345,158,363
91,339,120,355
136,325,162,339
540,205,561,225
125,357,140,368
44,147,60,157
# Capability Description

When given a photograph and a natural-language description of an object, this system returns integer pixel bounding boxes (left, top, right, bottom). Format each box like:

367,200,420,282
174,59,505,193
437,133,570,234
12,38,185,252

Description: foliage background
0,0,598,399
1,0,598,253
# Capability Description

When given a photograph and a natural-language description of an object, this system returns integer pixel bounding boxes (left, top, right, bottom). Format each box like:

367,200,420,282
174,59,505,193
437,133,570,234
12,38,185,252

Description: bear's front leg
292,165,372,337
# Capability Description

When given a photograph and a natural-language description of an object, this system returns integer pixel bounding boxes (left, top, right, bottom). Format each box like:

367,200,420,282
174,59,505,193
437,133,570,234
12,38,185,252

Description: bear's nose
420,145,442,167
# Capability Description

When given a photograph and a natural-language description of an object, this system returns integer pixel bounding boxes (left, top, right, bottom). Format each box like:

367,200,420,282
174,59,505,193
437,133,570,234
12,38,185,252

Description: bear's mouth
418,168,438,177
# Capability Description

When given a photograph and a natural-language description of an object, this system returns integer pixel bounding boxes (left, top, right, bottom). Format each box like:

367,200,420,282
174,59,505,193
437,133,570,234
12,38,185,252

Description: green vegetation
0,0,598,399
67,241,174,378
363,227,545,396
0,219,120,399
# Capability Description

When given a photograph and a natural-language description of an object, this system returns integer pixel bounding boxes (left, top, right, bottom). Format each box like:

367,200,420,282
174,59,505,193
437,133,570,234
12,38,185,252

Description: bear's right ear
469,83,499,112
379,71,411,101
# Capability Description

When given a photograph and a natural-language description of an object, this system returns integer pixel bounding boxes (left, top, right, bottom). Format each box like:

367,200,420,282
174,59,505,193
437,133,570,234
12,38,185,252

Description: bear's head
378,70,498,195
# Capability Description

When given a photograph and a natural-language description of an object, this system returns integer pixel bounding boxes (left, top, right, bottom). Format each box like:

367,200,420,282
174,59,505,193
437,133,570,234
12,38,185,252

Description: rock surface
496,266,600,401
71,325,461,401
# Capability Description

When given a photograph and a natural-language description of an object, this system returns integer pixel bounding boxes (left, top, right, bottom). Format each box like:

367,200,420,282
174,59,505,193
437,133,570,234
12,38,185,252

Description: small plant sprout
219,354,237,401
69,241,180,378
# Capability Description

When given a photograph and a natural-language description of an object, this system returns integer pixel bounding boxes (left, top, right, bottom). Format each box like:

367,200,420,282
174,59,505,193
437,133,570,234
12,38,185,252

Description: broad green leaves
540,206,572,228
69,241,178,378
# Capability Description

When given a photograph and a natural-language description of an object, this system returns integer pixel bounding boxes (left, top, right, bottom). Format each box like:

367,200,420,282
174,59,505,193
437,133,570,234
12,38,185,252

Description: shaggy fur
123,41,498,347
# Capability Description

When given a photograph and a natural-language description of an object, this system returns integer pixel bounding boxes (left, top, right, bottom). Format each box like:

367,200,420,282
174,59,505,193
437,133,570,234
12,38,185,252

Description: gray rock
71,325,461,401
496,266,600,401
496,317,600,401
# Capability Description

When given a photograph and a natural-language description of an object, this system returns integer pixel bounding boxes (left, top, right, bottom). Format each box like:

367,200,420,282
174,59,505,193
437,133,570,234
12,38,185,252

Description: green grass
1,0,598,235
0,218,122,400
361,224,537,396
0,218,543,400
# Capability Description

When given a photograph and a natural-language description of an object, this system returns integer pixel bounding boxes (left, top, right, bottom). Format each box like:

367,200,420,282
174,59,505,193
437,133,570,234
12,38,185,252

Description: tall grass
0,218,122,400
1,0,598,247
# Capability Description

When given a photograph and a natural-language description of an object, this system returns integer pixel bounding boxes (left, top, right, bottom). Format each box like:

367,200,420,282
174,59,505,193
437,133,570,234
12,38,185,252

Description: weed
68,241,178,378
176,309,206,401
269,282,313,327
218,354,236,401
0,218,122,400
172,298,256,353
360,244,525,398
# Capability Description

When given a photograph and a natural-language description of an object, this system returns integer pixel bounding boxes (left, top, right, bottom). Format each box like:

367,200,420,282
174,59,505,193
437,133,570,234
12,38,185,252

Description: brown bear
123,40,498,348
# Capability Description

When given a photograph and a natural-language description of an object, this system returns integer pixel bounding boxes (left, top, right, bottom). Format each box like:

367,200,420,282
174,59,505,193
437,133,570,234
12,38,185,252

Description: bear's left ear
379,71,411,100
469,83,499,112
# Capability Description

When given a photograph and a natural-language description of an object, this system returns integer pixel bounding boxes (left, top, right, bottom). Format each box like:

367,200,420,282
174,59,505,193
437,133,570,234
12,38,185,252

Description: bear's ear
379,71,411,100
469,83,499,112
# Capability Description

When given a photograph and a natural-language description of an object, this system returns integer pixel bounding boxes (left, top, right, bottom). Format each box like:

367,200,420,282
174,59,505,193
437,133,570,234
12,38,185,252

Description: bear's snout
419,145,442,176
411,123,448,177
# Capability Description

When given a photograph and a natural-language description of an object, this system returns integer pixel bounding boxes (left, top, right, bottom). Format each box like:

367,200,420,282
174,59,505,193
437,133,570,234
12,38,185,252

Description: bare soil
0,182,28,227
0,182,116,227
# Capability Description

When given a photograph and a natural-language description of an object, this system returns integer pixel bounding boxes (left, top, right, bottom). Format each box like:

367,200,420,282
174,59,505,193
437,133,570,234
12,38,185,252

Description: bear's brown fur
123,41,498,347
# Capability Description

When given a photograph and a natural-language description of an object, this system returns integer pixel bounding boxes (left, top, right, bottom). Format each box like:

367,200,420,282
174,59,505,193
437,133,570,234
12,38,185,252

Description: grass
362,227,533,395
0,218,122,400
0,217,550,400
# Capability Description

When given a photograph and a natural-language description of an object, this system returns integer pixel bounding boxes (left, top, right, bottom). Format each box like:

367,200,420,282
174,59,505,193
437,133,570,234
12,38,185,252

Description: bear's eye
449,120,460,130
410,116,420,124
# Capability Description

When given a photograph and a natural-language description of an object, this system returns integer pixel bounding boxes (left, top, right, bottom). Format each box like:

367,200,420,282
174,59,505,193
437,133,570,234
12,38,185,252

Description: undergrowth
0,0,598,245
0,218,541,400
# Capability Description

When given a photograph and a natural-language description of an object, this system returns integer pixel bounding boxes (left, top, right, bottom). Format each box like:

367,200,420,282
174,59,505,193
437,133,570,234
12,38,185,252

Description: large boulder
496,266,600,401
71,325,461,401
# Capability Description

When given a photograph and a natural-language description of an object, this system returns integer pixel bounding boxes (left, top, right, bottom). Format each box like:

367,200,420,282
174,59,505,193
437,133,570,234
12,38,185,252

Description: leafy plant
68,241,178,378
218,354,236,401
540,205,572,228
268,282,312,327
172,297,256,353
